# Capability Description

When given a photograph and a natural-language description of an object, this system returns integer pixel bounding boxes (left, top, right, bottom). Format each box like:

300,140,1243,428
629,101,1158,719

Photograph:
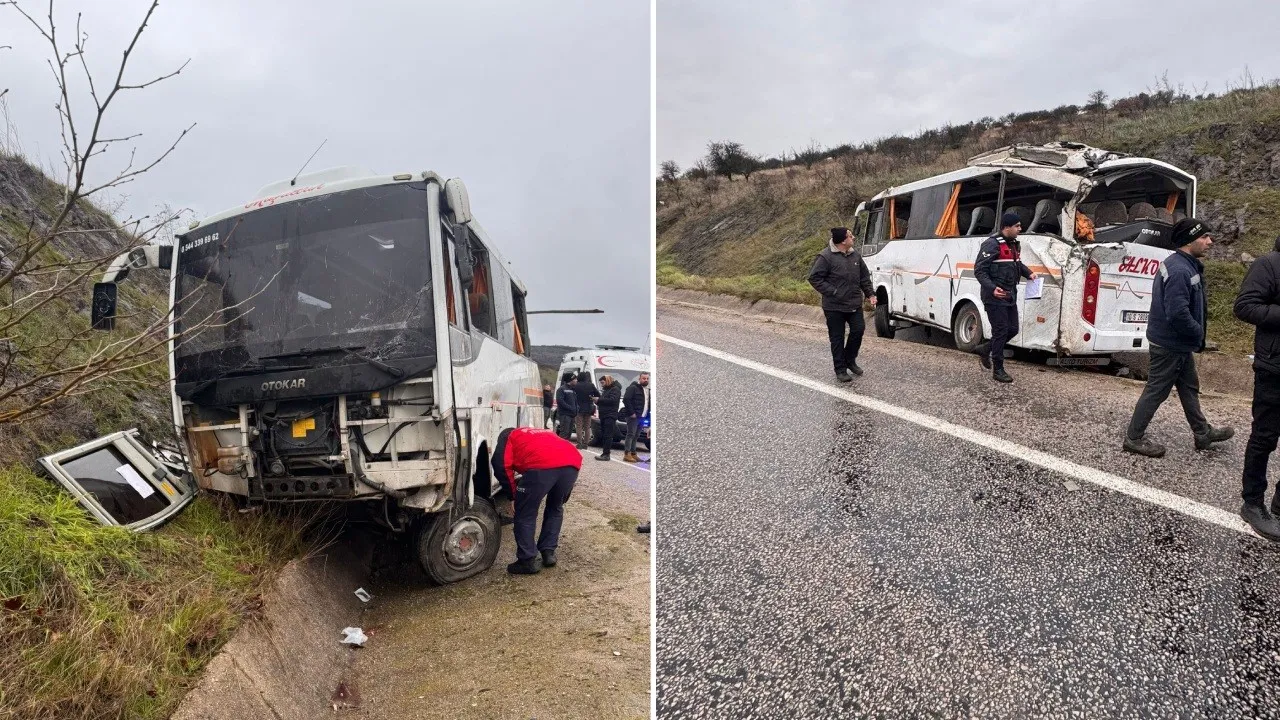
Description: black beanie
831,227,850,242
1171,217,1211,247
1000,211,1022,229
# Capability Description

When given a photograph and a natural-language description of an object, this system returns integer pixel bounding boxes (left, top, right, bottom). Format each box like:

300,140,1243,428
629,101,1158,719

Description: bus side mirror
91,282,118,331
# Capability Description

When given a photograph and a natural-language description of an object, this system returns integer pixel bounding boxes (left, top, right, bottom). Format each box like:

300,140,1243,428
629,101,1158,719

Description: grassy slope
657,86,1280,355
0,154,311,720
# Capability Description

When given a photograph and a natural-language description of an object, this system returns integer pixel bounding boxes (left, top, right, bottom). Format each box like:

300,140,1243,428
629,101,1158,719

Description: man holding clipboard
973,212,1037,383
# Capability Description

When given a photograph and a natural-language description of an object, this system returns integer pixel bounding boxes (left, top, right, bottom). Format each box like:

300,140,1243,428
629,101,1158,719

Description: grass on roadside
0,463,322,720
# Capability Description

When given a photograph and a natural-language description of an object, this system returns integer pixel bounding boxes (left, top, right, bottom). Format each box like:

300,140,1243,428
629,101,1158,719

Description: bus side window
442,225,468,330
511,283,530,356
861,202,887,255
467,245,498,337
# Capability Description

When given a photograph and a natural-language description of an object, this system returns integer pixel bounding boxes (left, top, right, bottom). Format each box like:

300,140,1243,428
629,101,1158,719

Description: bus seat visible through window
1127,202,1157,222
1094,201,1128,226
1029,199,1062,234
967,206,994,235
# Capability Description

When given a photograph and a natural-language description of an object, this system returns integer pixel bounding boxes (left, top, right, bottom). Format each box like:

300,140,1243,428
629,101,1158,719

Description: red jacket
491,427,582,495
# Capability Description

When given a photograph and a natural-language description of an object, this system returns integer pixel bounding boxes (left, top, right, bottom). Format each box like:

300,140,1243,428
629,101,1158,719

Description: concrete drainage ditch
171,538,373,719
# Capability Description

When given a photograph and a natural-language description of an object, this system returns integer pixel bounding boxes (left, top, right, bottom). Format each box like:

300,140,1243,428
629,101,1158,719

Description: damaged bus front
93,167,542,583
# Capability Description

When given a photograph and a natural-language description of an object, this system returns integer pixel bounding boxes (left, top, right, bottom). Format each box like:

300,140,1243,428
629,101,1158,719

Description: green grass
0,464,316,720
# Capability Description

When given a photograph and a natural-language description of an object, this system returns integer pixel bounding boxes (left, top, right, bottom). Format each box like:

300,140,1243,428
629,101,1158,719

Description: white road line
657,332,1256,539
578,448,651,473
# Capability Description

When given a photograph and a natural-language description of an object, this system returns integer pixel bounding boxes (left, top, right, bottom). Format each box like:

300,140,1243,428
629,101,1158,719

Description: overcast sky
659,0,1280,171
2,0,650,350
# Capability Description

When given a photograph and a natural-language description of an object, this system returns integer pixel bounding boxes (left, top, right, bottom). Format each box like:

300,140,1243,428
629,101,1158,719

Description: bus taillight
1082,260,1101,325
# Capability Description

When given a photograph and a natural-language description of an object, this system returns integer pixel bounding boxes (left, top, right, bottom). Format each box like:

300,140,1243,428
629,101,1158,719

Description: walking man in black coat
595,375,622,461
1234,234,1280,540
808,227,877,382
541,383,554,429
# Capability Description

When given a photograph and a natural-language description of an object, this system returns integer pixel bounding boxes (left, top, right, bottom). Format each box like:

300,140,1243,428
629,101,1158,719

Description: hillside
0,152,309,720
657,83,1280,355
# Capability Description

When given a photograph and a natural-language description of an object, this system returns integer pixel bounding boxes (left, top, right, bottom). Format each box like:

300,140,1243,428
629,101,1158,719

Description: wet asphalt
655,303,1280,719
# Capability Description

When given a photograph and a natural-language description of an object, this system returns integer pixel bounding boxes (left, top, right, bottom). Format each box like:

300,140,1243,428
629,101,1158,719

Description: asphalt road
656,301,1280,719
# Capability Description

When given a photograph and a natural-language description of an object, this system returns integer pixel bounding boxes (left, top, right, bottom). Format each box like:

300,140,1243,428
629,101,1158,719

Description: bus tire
874,303,895,339
417,498,501,585
952,302,985,353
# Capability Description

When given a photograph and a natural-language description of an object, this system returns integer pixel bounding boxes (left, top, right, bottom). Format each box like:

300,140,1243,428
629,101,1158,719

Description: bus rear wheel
873,303,895,339
417,498,501,585
952,302,985,353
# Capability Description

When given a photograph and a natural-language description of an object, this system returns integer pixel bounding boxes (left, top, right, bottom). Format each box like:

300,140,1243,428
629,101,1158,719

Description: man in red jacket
491,426,584,574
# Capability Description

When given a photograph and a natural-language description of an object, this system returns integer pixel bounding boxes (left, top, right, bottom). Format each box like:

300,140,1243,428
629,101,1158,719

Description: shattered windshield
174,183,434,383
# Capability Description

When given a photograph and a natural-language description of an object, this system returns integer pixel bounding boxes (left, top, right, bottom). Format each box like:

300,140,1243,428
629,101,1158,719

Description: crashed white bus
92,167,542,583
854,142,1196,365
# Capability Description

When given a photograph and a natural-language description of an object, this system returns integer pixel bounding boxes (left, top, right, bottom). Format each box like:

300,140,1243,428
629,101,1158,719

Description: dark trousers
543,406,553,429
1242,367,1280,504
983,303,1019,372
575,414,592,447
555,411,575,440
625,416,642,454
513,466,578,562
598,415,618,456
824,309,865,373
1126,344,1211,441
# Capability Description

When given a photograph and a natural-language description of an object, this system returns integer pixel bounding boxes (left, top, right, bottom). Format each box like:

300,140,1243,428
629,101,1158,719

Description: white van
853,142,1196,364
556,346,650,448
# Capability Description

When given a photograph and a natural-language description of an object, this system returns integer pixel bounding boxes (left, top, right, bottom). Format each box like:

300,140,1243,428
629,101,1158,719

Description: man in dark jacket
492,426,583,574
622,372,650,463
1233,235,1280,540
595,375,622,461
541,384,554,429
974,212,1036,383
573,371,600,449
554,373,578,440
808,227,877,381
1124,218,1233,458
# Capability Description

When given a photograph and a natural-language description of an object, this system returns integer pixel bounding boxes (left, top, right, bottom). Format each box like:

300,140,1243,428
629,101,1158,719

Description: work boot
977,342,992,370
1241,502,1280,542
596,453,611,461
623,453,638,463
1123,435,1167,458
540,549,558,568
1194,426,1235,451
992,369,1013,383
507,558,540,575
835,369,853,383
849,363,864,377
636,522,651,534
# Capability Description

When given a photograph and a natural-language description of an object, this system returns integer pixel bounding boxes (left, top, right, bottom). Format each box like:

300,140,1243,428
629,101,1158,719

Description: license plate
1047,357,1111,367
1122,311,1149,324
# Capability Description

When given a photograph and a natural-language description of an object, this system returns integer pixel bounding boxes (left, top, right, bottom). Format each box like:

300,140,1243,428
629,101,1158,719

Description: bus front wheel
952,302,985,353
417,498,501,585
873,303,895,339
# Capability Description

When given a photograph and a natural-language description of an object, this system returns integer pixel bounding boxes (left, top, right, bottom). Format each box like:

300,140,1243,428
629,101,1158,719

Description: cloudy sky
2,0,651,350
659,0,1280,170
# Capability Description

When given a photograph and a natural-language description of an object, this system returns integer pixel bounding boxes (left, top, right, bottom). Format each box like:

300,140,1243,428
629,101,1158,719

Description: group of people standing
542,370,651,463
810,216,1280,543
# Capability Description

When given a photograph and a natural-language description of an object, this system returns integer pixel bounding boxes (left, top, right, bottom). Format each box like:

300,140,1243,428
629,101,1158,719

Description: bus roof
184,166,527,294
866,142,1195,203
